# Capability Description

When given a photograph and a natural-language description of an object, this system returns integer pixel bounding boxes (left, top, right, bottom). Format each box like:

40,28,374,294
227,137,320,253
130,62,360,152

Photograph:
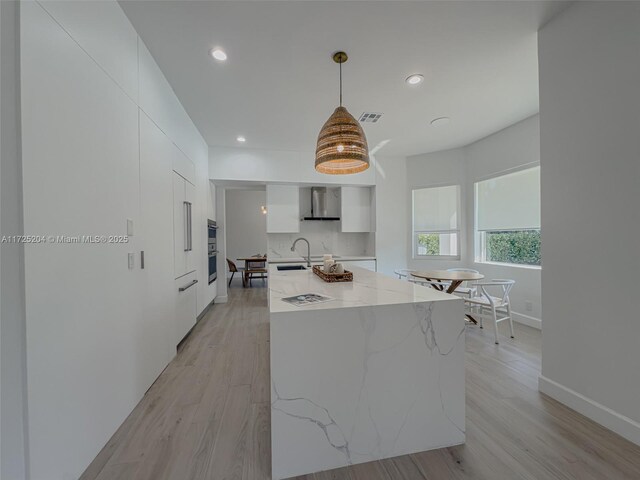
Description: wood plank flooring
81,282,640,480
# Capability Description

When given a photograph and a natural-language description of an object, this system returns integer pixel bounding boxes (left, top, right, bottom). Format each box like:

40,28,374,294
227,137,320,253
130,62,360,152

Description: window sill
474,260,541,271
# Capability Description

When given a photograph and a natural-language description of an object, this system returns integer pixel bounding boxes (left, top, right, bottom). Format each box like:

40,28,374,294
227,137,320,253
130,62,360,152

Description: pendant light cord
339,59,342,106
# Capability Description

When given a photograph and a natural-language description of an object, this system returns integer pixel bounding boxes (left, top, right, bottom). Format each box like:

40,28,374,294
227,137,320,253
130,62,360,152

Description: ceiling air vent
359,112,383,123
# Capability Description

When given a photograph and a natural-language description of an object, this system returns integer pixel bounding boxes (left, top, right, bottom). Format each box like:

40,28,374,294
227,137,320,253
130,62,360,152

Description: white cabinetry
174,271,198,343
267,185,300,233
139,112,176,371
343,260,377,272
341,186,372,232
173,171,196,279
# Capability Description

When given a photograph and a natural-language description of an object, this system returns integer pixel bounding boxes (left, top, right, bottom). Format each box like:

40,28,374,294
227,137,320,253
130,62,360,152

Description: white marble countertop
267,255,376,264
269,265,457,313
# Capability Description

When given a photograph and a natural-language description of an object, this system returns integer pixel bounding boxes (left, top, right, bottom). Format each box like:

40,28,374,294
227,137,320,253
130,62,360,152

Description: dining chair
226,258,243,287
446,268,480,298
464,279,515,344
394,269,414,280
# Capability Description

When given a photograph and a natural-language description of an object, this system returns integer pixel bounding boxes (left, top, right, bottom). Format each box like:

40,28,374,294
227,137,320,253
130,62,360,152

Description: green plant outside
417,233,440,256
486,230,541,266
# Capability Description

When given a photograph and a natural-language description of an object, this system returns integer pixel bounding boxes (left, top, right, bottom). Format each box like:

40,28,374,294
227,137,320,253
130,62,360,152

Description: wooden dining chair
227,258,243,287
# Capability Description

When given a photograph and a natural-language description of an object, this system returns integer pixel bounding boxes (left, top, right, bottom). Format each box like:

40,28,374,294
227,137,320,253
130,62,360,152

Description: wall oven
208,220,218,284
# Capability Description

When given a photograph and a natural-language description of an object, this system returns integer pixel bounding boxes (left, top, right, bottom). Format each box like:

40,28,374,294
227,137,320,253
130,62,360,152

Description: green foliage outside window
417,233,440,256
486,230,541,266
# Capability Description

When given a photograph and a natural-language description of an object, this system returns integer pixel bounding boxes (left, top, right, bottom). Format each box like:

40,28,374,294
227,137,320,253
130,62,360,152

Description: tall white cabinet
267,184,300,233
18,2,213,479
341,186,373,232
173,171,196,279
139,113,177,374
173,170,198,343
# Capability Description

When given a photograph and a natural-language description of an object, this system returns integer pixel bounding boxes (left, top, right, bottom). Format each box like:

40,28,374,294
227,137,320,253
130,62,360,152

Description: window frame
411,183,461,260
474,165,541,269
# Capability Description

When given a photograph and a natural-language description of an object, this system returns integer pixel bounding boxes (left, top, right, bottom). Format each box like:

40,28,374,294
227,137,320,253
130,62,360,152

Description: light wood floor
81,281,640,480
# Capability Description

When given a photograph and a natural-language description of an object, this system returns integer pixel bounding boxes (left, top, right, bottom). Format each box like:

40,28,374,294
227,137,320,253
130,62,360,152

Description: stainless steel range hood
303,187,340,221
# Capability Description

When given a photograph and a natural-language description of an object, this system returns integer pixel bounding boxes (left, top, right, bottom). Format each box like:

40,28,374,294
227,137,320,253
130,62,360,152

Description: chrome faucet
291,237,311,267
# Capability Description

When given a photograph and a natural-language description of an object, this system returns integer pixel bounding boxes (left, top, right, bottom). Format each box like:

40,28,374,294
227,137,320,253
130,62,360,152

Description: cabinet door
173,172,187,278
185,180,196,274
341,187,372,232
267,185,300,233
175,271,197,344
140,113,176,373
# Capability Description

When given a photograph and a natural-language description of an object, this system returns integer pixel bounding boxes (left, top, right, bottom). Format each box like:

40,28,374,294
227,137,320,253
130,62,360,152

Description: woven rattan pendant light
315,52,370,175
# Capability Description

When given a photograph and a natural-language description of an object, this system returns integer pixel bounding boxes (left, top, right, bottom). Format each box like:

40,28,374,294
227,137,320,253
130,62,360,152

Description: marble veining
271,382,352,464
270,275,465,479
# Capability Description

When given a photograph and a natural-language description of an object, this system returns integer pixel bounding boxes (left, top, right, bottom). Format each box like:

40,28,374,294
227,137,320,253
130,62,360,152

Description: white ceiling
120,1,568,157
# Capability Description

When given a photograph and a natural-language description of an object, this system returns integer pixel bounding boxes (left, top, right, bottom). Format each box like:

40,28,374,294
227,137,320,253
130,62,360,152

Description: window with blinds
412,185,460,258
475,166,541,266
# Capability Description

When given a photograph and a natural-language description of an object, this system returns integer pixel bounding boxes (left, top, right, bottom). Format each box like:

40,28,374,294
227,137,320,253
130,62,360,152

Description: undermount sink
277,265,307,271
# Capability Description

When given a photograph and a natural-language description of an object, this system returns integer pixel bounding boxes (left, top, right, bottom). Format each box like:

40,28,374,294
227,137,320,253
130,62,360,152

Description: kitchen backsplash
267,221,375,258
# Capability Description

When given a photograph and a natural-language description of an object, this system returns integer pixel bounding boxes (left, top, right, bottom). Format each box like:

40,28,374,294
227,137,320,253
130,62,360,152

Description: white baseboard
512,311,541,330
539,375,640,446
215,295,228,304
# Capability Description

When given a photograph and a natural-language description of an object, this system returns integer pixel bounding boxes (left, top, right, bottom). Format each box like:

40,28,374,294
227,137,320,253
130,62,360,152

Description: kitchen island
269,266,465,479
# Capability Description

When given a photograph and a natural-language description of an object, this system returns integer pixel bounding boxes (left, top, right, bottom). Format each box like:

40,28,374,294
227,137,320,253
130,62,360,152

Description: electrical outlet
525,300,533,312
128,253,134,270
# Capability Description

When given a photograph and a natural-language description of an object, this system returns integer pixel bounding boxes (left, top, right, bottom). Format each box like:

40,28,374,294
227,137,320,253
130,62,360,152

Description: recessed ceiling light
405,74,424,85
430,117,451,127
210,48,227,61
236,136,246,143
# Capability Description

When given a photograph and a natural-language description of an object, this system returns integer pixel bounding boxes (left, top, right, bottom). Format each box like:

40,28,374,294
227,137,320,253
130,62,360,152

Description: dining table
237,256,268,287
411,269,485,324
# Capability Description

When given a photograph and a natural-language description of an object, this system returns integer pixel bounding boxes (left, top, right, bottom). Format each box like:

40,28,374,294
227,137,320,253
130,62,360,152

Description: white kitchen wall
465,116,541,328
268,223,374,259
225,189,268,264
210,150,407,275
407,147,468,268
406,115,541,328
210,145,377,186
538,2,640,445
18,2,213,479
1,1,28,478
373,155,408,277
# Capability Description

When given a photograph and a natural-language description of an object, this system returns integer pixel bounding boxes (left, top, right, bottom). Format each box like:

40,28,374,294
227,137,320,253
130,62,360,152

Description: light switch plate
127,218,134,236
128,253,134,270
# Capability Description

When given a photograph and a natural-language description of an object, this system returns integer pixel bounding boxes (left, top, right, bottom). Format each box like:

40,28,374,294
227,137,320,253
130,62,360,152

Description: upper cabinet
341,186,373,232
37,0,139,102
266,185,300,233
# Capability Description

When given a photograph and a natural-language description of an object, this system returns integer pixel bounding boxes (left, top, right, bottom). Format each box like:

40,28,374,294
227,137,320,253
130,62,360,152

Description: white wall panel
38,0,139,102
139,112,177,381
373,155,407,277
21,3,141,478
210,146,376,186
1,1,28,478
138,39,205,167
18,2,213,479
539,1,640,444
